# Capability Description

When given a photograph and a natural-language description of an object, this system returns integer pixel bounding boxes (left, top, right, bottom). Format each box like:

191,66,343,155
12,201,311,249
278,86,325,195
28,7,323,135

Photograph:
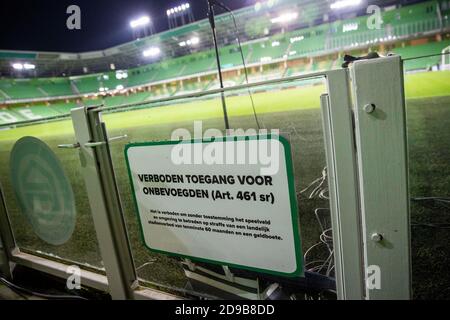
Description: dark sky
0,0,253,52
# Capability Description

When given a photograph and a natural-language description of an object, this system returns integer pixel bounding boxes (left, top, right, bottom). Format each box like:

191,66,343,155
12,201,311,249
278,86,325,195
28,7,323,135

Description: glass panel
0,119,103,271
403,56,450,299
103,76,333,299
0,235,6,273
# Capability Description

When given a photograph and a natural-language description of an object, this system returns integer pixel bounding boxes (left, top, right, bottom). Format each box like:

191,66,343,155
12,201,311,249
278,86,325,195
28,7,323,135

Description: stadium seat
393,39,450,70
37,78,73,97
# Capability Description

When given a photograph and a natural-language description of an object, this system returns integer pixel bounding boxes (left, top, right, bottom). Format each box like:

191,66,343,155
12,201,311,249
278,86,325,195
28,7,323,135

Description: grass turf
0,71,449,299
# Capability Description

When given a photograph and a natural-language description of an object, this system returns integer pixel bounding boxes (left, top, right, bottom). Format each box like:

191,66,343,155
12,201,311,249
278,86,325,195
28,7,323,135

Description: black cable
411,196,450,210
411,223,450,229
207,0,230,130
402,50,450,61
213,1,262,130
411,196,450,229
0,276,88,300
0,278,29,300
411,196,450,203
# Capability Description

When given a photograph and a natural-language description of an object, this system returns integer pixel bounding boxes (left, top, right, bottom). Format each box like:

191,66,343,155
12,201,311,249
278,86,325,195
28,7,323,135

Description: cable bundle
299,167,334,277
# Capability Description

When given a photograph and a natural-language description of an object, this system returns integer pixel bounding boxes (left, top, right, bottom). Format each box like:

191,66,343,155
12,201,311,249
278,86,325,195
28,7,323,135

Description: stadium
0,0,449,302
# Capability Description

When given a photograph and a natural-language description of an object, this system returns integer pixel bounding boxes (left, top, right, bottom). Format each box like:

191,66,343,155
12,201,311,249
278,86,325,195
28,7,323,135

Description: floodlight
168,3,190,14
23,63,35,70
191,36,199,45
12,63,23,70
179,36,199,47
12,63,35,70
143,47,161,57
270,12,298,24
130,16,150,28
290,36,304,43
343,22,358,32
116,70,128,79
167,10,171,16
330,0,362,10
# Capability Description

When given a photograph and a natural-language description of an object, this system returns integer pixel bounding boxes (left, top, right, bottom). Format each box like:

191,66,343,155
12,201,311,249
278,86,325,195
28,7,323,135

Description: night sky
0,0,254,52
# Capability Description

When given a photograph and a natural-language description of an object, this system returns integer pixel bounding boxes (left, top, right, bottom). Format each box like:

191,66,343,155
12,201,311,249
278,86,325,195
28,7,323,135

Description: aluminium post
71,106,138,299
351,55,411,300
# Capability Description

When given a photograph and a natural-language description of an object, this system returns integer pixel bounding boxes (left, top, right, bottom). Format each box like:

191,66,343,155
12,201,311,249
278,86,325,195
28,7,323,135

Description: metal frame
351,55,411,299
0,60,411,300
321,69,365,300
70,106,138,299
0,183,15,279
0,179,111,292
10,251,108,292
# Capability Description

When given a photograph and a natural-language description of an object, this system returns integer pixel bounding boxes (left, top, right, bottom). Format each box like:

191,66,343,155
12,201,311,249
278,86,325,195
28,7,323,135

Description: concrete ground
0,283,44,300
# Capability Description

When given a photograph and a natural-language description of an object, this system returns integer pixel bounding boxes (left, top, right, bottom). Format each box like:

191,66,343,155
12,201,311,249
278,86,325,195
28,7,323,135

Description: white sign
125,135,303,276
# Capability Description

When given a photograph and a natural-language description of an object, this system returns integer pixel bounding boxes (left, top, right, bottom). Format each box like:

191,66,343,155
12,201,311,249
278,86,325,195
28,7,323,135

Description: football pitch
0,71,449,299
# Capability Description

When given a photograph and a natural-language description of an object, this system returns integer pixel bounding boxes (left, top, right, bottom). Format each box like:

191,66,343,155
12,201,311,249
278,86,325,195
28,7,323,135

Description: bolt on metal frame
0,56,410,299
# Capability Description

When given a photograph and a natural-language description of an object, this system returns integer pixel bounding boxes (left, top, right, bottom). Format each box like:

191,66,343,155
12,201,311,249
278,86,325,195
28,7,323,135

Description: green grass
404,71,450,99
0,71,449,299
0,85,326,141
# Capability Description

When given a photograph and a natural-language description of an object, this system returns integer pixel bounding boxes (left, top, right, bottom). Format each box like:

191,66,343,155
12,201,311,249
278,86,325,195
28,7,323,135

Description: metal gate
0,55,410,300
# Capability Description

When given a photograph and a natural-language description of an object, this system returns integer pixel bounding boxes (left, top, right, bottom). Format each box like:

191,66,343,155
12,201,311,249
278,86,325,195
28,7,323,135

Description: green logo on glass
10,137,76,246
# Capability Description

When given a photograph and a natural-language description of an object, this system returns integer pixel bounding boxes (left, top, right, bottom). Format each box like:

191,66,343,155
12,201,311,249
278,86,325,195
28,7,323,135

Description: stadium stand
72,76,101,94
392,39,450,70
47,101,78,114
0,79,45,100
38,78,74,97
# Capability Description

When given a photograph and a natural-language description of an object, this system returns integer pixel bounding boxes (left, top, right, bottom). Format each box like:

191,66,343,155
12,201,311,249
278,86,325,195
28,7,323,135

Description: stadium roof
0,0,419,78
